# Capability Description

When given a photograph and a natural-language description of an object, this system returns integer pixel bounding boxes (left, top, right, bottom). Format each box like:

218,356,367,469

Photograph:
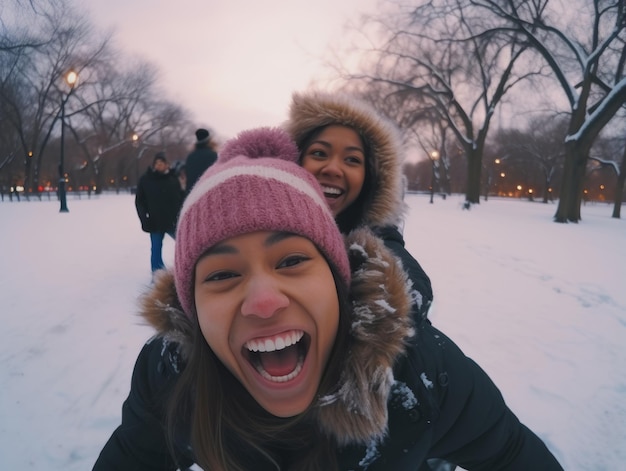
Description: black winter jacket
135,167,184,233
93,229,562,471
184,145,217,195
376,225,433,318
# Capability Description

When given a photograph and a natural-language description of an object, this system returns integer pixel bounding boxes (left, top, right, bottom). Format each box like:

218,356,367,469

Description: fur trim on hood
138,227,414,446
284,91,407,230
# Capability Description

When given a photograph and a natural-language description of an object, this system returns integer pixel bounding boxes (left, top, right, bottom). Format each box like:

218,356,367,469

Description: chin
259,394,315,418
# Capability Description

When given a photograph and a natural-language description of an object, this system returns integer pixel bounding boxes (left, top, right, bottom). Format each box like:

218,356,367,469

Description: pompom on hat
174,127,350,317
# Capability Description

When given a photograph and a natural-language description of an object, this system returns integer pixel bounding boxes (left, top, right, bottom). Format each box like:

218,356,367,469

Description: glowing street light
66,70,78,87
59,69,78,213
430,150,440,204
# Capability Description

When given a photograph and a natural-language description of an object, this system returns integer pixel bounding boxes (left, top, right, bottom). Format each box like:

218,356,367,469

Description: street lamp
59,70,78,213
429,150,440,204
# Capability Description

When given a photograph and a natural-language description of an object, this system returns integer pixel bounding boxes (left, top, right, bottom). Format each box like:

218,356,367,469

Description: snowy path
1,193,624,470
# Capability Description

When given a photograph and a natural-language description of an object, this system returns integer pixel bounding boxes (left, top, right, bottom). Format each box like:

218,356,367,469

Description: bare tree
491,114,568,203
0,0,64,53
337,0,537,204
468,0,626,222
588,134,625,218
65,59,162,192
612,143,625,218
0,0,113,196
2,0,198,198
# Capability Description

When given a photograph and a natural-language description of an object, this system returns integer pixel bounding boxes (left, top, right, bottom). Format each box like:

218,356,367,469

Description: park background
2,0,624,217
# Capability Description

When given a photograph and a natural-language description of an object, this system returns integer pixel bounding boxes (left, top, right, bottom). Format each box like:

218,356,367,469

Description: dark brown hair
297,125,378,234
167,264,352,471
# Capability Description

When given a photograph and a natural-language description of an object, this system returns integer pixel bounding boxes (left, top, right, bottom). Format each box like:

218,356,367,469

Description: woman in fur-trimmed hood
93,128,563,471
285,91,433,319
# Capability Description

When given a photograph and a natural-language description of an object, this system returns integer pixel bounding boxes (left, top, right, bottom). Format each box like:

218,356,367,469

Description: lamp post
485,158,501,201
59,70,78,213
429,150,440,204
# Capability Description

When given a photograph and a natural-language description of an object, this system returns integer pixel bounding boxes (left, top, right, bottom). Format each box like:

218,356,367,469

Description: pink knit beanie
174,127,351,317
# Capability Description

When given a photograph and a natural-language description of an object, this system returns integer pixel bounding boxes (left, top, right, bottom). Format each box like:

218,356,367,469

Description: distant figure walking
184,128,217,195
135,152,184,273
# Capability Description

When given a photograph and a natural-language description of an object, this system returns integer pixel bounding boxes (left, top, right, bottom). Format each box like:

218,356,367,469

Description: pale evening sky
85,0,381,141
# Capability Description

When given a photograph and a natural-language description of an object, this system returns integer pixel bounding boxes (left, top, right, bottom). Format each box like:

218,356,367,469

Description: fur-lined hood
284,91,407,230
139,227,414,446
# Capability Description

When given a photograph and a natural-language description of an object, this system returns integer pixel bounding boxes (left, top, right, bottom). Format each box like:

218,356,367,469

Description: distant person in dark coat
184,128,217,195
135,152,184,273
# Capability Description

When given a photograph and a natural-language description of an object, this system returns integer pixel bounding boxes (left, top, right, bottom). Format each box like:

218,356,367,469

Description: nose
319,155,342,178
240,276,289,319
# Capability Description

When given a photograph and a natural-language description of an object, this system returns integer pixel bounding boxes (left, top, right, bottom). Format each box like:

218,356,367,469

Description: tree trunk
612,146,625,219
554,140,589,223
542,180,550,204
466,147,482,204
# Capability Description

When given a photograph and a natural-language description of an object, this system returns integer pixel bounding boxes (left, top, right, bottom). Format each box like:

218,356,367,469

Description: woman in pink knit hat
93,128,562,471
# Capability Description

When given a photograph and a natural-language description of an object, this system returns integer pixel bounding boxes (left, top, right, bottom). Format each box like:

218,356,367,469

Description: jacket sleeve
135,181,151,232
92,338,192,471
375,225,433,319
417,323,564,470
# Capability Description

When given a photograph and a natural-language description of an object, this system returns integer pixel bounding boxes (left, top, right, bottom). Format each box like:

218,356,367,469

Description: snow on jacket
93,228,563,471
135,167,184,234
285,91,432,317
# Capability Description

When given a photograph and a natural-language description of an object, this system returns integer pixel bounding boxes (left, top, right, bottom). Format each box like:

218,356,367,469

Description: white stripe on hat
180,164,333,221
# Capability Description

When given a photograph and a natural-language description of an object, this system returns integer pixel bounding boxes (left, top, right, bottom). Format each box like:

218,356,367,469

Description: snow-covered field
1,192,624,470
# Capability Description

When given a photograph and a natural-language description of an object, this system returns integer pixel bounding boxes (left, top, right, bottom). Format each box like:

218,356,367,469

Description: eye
277,254,310,269
305,145,327,159
204,270,239,282
345,155,364,165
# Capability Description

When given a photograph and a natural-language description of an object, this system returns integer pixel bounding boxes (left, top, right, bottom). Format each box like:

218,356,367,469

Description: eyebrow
311,139,364,154
200,232,298,258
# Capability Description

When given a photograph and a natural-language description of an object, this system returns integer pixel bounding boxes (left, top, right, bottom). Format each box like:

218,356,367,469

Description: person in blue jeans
135,152,184,273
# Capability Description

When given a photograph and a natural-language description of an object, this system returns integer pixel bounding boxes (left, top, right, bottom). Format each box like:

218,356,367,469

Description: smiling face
153,158,169,174
300,125,366,217
194,231,340,417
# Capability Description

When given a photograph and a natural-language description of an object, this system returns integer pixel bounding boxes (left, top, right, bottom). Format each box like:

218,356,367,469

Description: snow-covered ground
1,192,624,470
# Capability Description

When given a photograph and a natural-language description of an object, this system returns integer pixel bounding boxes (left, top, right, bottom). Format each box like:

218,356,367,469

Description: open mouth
321,185,343,199
243,330,310,383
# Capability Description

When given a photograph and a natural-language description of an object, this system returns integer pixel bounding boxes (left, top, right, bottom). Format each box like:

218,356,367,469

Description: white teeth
322,186,341,195
245,330,304,353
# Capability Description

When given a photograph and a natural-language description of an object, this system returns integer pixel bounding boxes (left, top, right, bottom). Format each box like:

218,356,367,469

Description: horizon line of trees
2,0,624,222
